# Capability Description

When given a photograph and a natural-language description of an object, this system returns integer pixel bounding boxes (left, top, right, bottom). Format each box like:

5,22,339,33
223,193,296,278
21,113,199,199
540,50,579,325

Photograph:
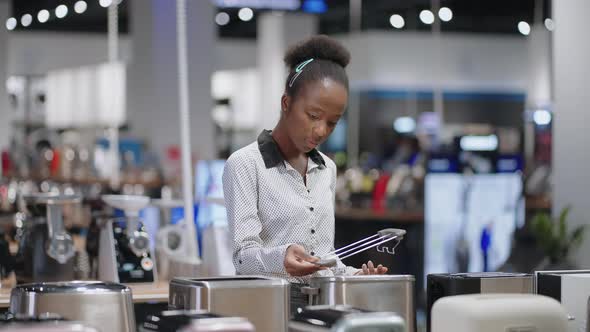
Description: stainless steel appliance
431,294,568,332
15,193,80,283
99,195,157,283
535,270,590,332
178,319,255,332
0,312,96,331
139,310,254,332
0,322,99,332
9,281,135,332
0,312,65,325
302,275,415,332
169,276,290,332
289,305,406,332
426,272,533,332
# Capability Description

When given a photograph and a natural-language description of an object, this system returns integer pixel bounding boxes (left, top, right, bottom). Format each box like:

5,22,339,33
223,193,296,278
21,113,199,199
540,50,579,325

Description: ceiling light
394,117,416,133
419,10,435,25
518,21,531,36
438,7,453,22
215,12,230,26
20,14,33,27
460,135,499,152
37,10,50,23
238,7,254,21
55,5,68,19
544,18,555,31
389,14,405,29
75,1,88,14
533,109,552,126
99,0,113,8
5,17,17,31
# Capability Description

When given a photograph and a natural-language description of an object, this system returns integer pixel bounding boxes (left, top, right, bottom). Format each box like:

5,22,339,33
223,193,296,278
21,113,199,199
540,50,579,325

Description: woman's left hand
356,260,388,275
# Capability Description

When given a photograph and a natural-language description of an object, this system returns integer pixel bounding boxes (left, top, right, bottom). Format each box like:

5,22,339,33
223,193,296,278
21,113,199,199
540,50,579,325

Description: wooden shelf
2,174,163,190
525,195,552,210
335,194,552,223
335,207,423,223
127,281,169,303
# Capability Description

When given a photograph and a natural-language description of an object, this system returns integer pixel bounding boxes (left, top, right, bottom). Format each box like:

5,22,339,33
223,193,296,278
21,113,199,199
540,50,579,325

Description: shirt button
238,260,242,264
307,189,310,193
310,251,315,256
309,207,314,212
311,229,315,234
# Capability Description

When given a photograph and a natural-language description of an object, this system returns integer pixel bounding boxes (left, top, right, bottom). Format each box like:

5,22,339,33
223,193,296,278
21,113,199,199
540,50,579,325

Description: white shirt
222,130,357,283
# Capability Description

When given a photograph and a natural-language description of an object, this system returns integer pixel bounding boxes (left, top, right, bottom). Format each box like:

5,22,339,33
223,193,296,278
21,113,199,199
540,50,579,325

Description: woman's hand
355,260,388,275
284,244,326,277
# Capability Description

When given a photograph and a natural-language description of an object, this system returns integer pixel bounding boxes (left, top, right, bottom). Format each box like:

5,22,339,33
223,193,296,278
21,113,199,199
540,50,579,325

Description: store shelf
335,207,424,223
127,281,169,303
3,174,163,190
525,195,552,210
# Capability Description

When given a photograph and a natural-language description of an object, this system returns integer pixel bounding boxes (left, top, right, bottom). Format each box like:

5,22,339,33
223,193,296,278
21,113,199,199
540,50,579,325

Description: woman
222,35,388,312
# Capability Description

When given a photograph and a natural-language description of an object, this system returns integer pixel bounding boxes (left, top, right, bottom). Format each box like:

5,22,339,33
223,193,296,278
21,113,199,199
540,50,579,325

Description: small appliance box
536,270,590,332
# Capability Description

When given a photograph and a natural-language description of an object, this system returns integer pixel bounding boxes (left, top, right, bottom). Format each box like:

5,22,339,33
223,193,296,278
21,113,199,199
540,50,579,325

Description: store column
524,25,552,166
128,0,215,160
256,13,317,134
553,0,590,267
0,0,11,154
526,26,552,110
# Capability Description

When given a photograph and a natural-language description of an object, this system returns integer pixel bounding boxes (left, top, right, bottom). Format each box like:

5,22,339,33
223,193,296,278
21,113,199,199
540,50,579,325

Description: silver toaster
9,281,135,332
169,276,290,332
303,275,415,332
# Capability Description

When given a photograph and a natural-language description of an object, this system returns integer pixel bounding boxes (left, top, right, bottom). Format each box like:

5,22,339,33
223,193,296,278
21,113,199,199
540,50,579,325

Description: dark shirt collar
257,130,326,169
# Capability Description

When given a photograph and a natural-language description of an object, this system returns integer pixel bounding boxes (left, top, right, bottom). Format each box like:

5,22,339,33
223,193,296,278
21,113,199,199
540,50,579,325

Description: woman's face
281,77,348,153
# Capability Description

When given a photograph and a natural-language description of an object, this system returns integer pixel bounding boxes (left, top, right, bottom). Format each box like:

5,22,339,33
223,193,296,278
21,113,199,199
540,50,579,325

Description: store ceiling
9,0,550,37
9,0,130,33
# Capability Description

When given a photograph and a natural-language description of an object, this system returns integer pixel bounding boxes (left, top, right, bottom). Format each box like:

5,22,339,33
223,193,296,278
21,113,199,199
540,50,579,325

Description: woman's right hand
284,244,326,277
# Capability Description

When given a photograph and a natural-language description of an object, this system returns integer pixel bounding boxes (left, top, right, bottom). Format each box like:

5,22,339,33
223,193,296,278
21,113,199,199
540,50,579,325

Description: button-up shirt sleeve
222,152,292,276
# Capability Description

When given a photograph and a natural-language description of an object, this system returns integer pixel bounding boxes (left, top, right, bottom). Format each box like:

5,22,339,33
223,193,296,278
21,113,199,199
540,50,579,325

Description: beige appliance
302,275,415,332
427,272,534,332
289,305,406,332
431,294,568,332
169,276,290,332
9,281,135,332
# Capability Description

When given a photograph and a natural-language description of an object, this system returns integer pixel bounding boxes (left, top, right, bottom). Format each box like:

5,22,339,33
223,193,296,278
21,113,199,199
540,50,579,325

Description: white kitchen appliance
431,293,568,332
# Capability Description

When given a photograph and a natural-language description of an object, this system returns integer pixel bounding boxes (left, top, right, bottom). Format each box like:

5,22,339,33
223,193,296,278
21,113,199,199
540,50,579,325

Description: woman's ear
281,93,291,113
